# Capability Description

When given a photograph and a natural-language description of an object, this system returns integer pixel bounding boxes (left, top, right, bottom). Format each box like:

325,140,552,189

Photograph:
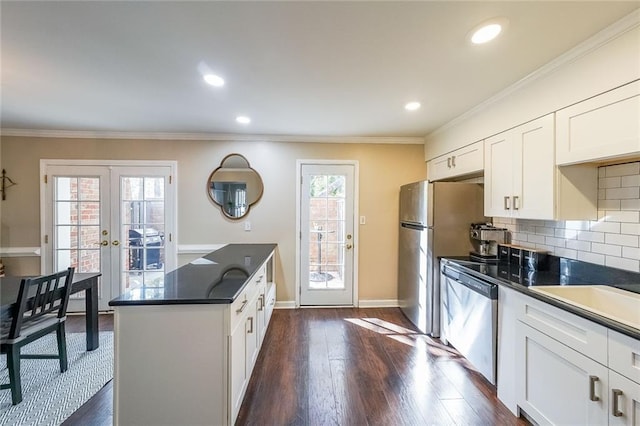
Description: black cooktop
443,256,640,295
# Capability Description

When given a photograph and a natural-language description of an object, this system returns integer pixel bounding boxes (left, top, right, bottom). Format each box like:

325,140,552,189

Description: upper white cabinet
556,80,640,165
485,113,597,220
485,114,555,219
427,141,483,182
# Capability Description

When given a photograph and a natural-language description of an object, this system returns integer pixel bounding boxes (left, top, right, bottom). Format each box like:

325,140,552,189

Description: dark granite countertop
441,256,640,340
109,243,276,307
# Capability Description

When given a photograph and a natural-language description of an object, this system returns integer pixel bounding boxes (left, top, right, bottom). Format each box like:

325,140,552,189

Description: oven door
441,268,497,384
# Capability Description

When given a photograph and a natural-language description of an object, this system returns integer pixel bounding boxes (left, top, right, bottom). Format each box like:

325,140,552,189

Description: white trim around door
295,159,359,308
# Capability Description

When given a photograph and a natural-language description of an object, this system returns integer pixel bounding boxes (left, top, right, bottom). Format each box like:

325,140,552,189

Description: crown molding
428,8,640,139
0,128,424,145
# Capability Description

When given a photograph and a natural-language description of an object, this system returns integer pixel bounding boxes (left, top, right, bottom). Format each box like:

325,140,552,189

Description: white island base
112,249,276,426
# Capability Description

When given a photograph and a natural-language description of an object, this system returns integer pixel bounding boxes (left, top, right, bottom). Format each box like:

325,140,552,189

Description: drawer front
230,287,252,332
517,293,608,364
253,264,267,290
609,330,640,385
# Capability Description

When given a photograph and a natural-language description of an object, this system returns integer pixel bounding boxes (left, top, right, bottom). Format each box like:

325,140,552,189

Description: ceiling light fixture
469,18,509,45
204,74,225,87
405,102,421,111
236,116,251,124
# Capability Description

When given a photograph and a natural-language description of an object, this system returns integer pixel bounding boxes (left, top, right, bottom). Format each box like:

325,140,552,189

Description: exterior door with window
43,162,175,311
299,163,356,306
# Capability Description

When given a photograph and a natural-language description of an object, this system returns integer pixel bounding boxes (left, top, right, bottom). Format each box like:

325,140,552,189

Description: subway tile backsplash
493,161,640,273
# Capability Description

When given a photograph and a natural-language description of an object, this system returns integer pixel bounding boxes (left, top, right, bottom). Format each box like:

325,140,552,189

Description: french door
42,161,176,311
299,163,357,306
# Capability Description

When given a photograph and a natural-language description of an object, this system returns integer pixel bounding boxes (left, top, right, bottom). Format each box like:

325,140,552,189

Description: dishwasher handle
442,266,497,299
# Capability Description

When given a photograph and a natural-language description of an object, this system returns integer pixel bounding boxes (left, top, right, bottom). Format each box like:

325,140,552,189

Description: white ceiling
1,1,638,140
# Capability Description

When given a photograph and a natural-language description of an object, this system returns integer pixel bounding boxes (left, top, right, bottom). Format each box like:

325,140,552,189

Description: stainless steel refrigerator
398,181,485,335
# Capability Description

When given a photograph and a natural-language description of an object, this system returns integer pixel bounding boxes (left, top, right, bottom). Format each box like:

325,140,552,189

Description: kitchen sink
530,285,640,329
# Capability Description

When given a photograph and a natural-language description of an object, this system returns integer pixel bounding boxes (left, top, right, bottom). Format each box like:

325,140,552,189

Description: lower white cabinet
517,321,609,425
229,315,249,420
497,286,522,416
504,289,640,426
609,370,640,426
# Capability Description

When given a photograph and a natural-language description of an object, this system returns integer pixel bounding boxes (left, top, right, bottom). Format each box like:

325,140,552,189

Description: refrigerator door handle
401,222,426,231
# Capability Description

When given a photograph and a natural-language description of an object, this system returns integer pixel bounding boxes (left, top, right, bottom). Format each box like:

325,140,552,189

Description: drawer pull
589,375,600,402
612,389,623,417
247,317,254,334
236,299,248,314
504,196,511,210
258,295,264,311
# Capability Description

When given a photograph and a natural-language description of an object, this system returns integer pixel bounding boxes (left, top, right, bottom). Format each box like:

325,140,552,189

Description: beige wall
0,136,426,303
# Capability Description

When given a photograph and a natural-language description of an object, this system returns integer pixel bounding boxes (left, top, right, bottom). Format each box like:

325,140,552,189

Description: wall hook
1,169,17,201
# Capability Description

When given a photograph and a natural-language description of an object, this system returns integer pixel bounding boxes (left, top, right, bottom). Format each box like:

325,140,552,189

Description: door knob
112,240,120,246
101,240,109,246
346,244,353,249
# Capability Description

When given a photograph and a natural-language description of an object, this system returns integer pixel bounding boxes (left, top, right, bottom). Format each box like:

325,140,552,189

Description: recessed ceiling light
405,102,421,111
236,116,251,124
469,18,509,45
204,74,225,87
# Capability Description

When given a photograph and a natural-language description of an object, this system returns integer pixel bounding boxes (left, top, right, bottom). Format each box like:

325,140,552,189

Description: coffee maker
469,222,508,261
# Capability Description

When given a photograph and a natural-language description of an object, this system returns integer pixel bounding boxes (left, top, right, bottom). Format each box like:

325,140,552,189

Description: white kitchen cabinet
556,81,640,166
485,113,597,220
229,313,248,422
609,370,640,426
608,330,640,426
496,286,522,416
509,289,640,426
427,141,483,182
517,322,609,425
485,115,555,219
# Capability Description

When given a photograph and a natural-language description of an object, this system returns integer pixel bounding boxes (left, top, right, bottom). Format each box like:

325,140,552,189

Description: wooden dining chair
0,267,75,405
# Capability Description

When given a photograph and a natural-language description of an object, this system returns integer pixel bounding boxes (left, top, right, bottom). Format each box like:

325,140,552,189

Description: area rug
0,332,113,426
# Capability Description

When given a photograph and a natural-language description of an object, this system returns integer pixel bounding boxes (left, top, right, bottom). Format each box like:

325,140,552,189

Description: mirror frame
207,153,264,220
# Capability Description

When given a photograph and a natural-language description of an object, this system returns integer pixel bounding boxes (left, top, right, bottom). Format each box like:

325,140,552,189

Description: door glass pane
121,176,166,292
307,174,346,290
53,176,103,300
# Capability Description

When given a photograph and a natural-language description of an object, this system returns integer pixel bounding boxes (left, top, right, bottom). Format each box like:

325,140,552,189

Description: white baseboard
275,300,399,309
358,299,399,308
274,301,296,309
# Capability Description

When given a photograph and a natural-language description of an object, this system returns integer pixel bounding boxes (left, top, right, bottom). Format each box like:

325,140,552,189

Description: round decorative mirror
207,154,264,219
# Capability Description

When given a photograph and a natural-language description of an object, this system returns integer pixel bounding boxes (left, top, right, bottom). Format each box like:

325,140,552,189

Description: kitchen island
109,243,277,426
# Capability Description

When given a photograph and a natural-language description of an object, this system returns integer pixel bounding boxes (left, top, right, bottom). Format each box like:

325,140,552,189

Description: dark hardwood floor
61,309,526,426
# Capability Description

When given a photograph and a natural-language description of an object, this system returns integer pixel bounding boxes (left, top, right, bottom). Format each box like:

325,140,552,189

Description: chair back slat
7,268,75,340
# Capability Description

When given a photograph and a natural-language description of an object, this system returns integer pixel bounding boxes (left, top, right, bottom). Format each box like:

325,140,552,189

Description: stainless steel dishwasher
441,259,498,385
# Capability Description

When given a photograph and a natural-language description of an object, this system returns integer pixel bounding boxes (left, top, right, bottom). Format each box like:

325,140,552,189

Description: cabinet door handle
236,299,248,314
589,375,600,402
247,316,254,334
451,155,456,167
612,389,623,417
258,295,264,311
504,196,511,210
447,157,452,168
513,196,519,210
